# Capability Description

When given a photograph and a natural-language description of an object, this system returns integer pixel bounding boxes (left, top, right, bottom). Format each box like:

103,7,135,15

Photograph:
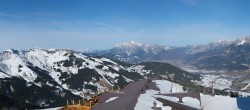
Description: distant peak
30,47,45,51
216,39,230,43
3,49,22,52
4,49,14,52
234,36,250,45
116,41,144,47
30,48,70,51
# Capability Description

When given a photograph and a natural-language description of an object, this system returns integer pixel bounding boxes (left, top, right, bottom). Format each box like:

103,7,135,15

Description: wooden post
79,100,80,105
212,82,215,96
153,101,157,109
178,94,183,103
67,100,68,106
73,100,75,105
117,86,120,93
90,101,92,107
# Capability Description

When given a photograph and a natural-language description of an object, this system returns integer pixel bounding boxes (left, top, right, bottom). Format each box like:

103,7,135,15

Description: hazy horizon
1,0,250,50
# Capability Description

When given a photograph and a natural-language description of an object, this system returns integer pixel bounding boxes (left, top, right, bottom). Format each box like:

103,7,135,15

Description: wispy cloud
93,21,109,27
92,21,124,32
32,12,60,17
0,12,18,18
182,0,203,5
161,21,244,46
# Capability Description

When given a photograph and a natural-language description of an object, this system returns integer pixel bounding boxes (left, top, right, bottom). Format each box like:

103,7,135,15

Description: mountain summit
114,41,171,56
116,41,144,48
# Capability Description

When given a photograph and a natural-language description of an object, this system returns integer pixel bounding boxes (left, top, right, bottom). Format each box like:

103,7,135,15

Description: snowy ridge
116,41,144,48
234,36,250,45
186,40,231,54
187,36,250,54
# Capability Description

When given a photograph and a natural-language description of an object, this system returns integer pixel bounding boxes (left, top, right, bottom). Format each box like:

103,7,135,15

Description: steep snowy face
0,49,37,82
234,36,250,45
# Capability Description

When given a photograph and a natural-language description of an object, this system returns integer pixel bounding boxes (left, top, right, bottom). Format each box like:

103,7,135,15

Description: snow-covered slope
200,94,239,110
0,48,139,108
0,49,129,94
0,48,200,108
197,74,233,90
135,80,201,110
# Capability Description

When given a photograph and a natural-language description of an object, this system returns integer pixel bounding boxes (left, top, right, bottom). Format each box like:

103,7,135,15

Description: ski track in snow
241,83,250,91
105,97,119,103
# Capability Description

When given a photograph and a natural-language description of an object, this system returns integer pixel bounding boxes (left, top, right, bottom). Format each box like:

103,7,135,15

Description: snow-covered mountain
114,41,171,56
90,37,250,70
90,41,175,63
186,40,231,54
0,48,130,108
0,48,200,109
188,36,250,70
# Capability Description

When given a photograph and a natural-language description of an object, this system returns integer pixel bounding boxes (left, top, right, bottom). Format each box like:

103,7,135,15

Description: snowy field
135,80,242,110
198,74,232,90
239,91,250,97
200,94,239,110
135,80,188,110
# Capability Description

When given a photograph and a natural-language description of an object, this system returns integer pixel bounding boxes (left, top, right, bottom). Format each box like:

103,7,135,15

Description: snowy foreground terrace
90,79,245,110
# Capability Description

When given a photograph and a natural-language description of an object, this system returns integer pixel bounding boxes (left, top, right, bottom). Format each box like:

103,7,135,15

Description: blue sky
0,0,250,50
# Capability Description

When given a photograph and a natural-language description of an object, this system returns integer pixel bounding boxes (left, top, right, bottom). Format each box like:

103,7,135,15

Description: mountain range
89,36,250,71
1,36,250,109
